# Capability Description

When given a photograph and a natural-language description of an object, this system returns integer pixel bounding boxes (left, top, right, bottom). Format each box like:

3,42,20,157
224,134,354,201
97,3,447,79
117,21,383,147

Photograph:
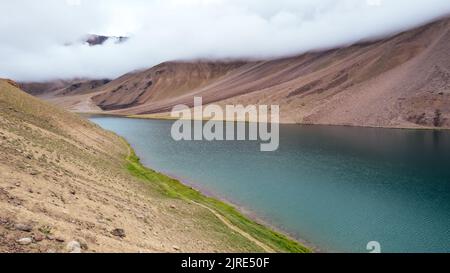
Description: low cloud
1,0,450,81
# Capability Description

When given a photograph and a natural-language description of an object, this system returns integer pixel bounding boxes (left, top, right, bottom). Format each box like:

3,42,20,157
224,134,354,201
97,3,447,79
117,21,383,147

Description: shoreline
119,137,312,253
80,111,450,132
160,170,322,253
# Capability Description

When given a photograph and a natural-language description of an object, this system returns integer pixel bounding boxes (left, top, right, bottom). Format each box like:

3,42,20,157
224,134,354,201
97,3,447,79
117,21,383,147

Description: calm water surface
90,117,450,253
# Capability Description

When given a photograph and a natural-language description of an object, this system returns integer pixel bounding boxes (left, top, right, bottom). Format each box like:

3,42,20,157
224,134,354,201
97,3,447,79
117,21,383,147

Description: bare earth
0,79,270,253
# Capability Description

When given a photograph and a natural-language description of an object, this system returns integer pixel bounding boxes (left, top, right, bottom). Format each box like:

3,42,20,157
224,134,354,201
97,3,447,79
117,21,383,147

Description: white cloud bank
1,0,450,81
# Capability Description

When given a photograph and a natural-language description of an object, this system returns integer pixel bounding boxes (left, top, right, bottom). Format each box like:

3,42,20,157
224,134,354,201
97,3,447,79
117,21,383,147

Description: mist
1,0,450,82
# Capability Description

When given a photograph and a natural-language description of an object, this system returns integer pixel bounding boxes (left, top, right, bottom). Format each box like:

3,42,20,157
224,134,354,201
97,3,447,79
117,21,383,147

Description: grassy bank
124,143,311,253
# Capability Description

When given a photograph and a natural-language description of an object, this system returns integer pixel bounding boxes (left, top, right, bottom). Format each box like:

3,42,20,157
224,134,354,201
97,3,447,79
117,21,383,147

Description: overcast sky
1,0,450,82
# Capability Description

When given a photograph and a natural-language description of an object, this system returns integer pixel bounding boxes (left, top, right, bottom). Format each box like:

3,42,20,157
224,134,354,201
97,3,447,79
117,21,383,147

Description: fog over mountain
1,0,450,81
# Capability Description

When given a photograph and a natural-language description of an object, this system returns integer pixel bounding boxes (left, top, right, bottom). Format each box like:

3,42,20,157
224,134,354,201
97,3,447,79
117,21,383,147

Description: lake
90,116,450,253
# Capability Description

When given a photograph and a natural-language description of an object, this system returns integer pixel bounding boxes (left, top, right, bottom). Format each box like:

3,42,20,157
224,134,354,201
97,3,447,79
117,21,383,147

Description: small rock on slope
14,223,33,232
66,241,82,253
17,238,32,245
111,228,126,238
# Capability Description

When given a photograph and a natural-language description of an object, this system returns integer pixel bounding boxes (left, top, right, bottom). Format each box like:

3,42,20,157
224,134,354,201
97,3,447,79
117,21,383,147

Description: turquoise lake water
90,117,450,253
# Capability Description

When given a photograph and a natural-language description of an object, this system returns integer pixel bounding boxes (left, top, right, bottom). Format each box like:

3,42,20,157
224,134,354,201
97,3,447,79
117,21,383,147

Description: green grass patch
125,143,311,253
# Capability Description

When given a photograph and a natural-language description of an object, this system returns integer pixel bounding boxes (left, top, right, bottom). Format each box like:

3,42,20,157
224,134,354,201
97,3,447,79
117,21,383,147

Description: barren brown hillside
21,79,111,98
22,17,450,129
1,79,307,253
19,80,77,96
92,61,247,110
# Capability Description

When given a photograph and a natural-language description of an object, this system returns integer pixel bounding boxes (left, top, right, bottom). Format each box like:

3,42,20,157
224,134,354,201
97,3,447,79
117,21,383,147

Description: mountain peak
84,34,129,46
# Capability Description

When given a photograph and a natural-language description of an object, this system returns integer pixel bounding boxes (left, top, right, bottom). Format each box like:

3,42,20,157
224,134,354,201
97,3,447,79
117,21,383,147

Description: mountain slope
116,17,450,128
1,79,304,253
54,79,111,97
20,79,111,98
91,61,247,110
19,80,77,96
27,17,450,129
212,17,450,128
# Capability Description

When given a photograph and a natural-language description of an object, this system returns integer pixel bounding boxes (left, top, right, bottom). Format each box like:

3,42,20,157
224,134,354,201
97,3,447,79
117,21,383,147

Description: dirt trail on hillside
192,202,275,253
